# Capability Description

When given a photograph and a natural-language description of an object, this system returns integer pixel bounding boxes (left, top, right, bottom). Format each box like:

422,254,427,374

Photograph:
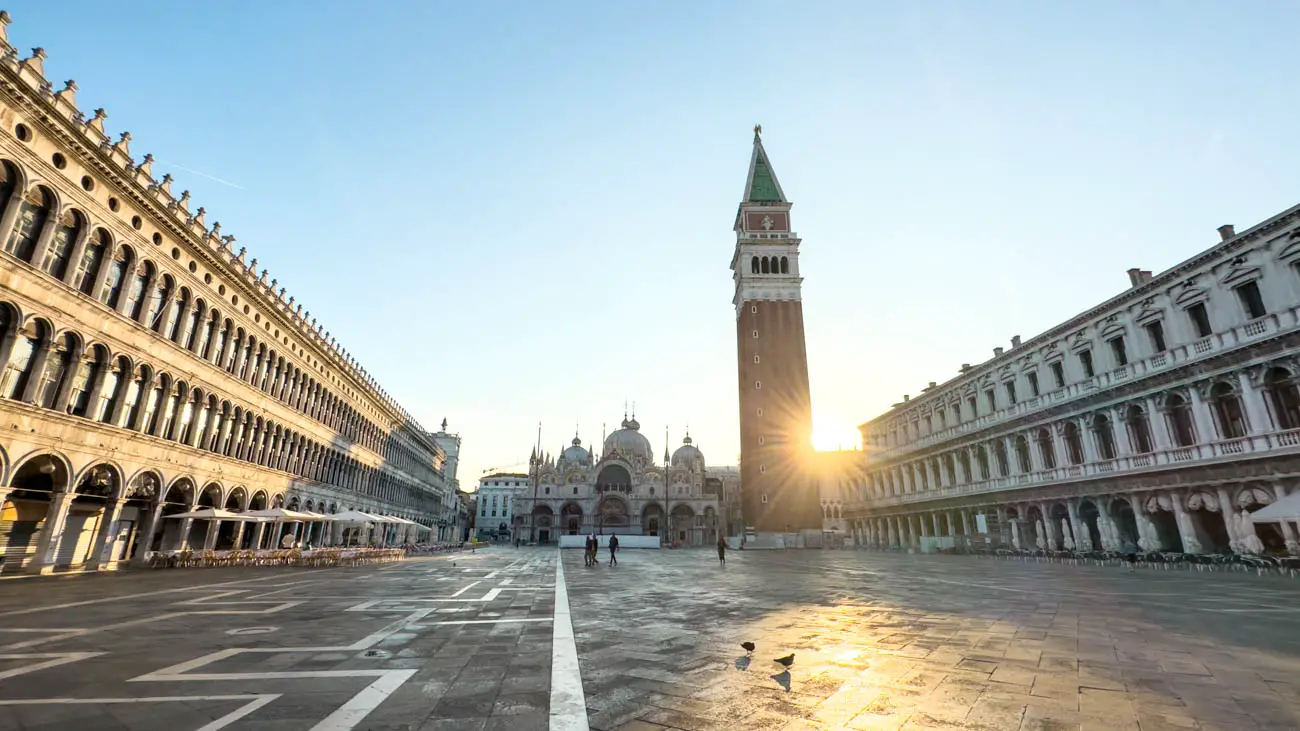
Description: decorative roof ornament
19,46,45,76
0,11,11,47
236,246,246,263
135,152,154,178
85,107,107,135
55,79,77,105
249,257,258,271
220,234,235,251
112,131,131,156
191,206,206,228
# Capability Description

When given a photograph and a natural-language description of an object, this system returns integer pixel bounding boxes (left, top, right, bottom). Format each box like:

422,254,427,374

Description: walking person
608,533,619,566
1122,538,1139,573
717,534,727,564
585,534,596,567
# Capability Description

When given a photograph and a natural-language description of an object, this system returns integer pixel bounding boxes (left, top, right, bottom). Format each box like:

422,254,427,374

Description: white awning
242,508,320,521
1250,492,1300,522
166,508,261,521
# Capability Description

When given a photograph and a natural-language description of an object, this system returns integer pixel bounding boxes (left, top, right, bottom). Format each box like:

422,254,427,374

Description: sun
812,421,862,452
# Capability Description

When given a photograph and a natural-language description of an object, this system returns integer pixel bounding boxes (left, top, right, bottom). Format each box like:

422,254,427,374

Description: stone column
1010,519,1022,550
130,501,166,566
1050,428,1069,469
84,498,128,571
175,517,194,550
1146,398,1172,450
1003,436,1020,475
1080,422,1099,464
1028,433,1046,471
250,522,266,551
203,519,220,550
1215,486,1241,552
1113,408,1134,456
231,522,247,550
954,452,968,484
1168,491,1202,554
1187,386,1216,444
26,492,76,575
888,518,898,547
1066,500,1088,551
1273,484,1300,555
961,510,972,537
1238,371,1270,435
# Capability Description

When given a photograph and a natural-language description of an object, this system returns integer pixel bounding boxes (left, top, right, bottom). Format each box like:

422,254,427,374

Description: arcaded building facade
846,204,1300,557
0,16,451,573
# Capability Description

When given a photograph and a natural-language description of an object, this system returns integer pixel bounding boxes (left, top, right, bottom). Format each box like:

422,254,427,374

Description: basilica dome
603,416,653,462
671,434,705,469
561,435,590,464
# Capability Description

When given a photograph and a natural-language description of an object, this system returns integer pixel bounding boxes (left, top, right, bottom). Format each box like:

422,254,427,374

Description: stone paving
563,549,1300,731
0,550,555,731
3,548,1300,730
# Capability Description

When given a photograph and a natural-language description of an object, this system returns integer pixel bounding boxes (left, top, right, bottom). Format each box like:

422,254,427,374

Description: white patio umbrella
167,507,255,520
331,510,390,545
1250,492,1300,522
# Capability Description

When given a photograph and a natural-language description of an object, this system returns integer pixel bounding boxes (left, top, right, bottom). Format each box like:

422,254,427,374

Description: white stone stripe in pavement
550,556,588,731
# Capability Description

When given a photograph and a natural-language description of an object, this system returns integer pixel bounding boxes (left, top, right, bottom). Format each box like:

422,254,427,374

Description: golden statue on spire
754,123,762,137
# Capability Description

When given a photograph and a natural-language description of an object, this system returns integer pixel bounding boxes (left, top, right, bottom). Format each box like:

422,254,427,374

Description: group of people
584,533,619,566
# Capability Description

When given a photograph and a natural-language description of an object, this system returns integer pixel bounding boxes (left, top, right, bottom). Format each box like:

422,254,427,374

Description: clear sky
9,1,1299,488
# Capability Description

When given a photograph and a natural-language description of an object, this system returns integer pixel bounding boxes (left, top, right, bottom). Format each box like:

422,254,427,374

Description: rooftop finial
754,123,762,138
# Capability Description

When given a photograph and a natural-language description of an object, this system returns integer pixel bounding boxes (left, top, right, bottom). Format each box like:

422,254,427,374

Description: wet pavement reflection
563,548,1300,730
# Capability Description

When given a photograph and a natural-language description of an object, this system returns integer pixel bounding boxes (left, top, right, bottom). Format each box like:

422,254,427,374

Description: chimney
1011,335,1021,349
1127,268,1144,287
1217,224,1235,242
993,346,1004,357
960,363,971,372
903,394,910,402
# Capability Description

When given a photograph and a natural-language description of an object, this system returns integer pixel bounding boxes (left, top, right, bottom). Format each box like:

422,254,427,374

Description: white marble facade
846,207,1300,557
514,416,722,546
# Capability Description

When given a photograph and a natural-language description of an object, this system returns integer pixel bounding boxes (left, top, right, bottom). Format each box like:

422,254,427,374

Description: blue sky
9,1,1299,487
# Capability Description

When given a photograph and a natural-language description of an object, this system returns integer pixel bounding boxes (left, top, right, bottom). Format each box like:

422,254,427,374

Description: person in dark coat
585,534,597,566
717,535,727,564
608,533,619,566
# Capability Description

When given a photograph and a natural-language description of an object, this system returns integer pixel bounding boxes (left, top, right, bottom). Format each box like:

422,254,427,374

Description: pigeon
741,642,755,653
774,654,795,667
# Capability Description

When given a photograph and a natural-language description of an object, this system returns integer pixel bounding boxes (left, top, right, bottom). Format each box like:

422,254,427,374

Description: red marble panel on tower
744,212,789,232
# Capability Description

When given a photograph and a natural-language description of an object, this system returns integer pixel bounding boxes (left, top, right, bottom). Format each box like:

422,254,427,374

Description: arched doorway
219,486,246,549
151,479,193,553
531,505,554,544
1,453,70,573
1143,495,1183,552
670,504,696,546
560,502,583,535
189,482,222,549
1236,486,1285,553
50,464,123,570
641,503,664,537
1078,500,1103,551
1048,503,1071,550
1108,497,1140,548
1185,491,1231,553
596,495,629,535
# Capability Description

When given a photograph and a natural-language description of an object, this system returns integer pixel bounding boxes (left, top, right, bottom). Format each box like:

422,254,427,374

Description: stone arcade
0,13,452,574
844,205,1300,557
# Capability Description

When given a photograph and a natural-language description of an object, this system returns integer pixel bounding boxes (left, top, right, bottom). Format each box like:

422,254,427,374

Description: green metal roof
746,152,783,202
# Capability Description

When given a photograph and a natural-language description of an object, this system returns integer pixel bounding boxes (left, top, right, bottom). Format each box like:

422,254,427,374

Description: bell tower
731,126,821,535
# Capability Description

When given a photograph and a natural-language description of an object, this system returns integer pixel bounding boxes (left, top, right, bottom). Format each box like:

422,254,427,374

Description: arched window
780,256,789,274
0,317,46,400
140,373,168,435
1165,394,1196,447
1264,367,1300,431
4,186,54,262
0,161,19,233
183,299,206,352
1093,414,1116,460
227,328,244,373
123,260,154,322
94,356,130,424
174,385,196,443
35,332,77,409
75,229,109,296
42,209,83,280
750,256,759,274
68,345,109,418
167,287,190,343
212,319,232,365
1036,428,1056,469
196,309,219,358
993,440,1010,476
761,257,770,274
1126,405,1153,454
147,274,174,333
121,365,150,430
159,381,185,440
98,244,133,309
1210,382,1247,439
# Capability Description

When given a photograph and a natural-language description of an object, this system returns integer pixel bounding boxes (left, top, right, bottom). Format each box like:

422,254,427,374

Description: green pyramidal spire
744,124,787,203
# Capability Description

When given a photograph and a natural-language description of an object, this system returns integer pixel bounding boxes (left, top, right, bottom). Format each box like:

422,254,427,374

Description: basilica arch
596,493,630,532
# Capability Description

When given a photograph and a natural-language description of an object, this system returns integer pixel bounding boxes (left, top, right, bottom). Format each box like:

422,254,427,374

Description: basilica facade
513,415,724,546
